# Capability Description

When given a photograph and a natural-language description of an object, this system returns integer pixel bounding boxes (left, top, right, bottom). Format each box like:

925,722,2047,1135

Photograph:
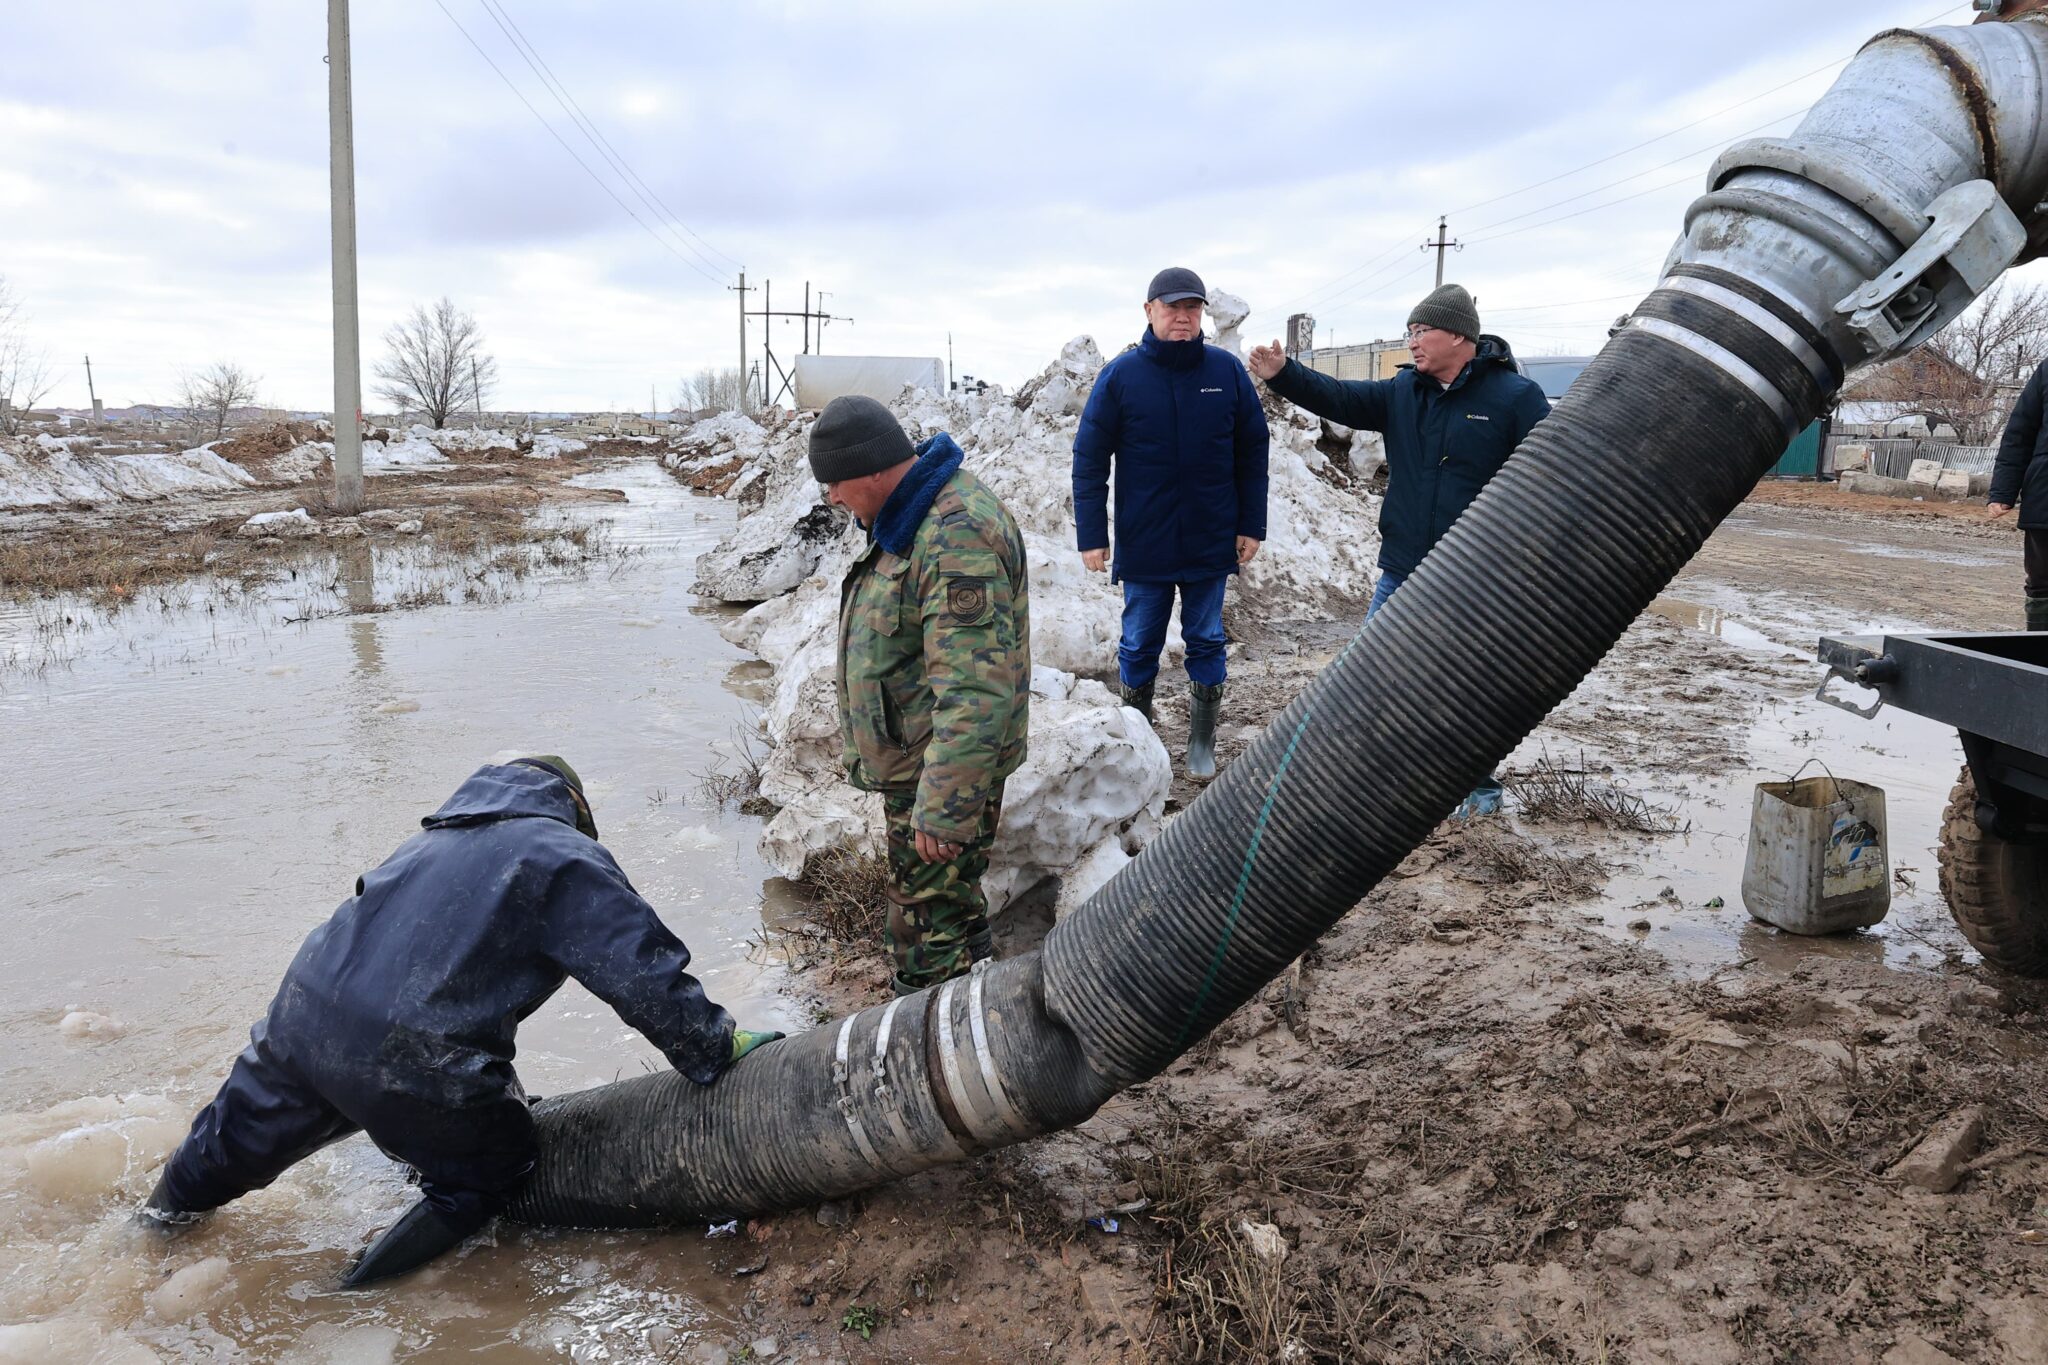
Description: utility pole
471,357,483,426
746,283,851,408
728,271,754,408
1421,216,1462,289
947,333,954,392
83,354,102,423
327,0,364,514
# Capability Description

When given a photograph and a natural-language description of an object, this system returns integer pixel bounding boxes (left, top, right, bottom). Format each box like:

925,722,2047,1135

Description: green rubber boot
1186,682,1223,781
2028,596,2048,632
1117,679,1155,723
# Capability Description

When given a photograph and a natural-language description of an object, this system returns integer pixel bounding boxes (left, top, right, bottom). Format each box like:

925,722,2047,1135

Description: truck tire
1939,767,2048,978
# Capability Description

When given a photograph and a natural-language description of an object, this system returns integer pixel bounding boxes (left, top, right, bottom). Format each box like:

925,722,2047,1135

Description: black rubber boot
891,971,923,998
967,924,996,965
136,1172,207,1232
2028,596,2048,632
340,1196,493,1289
1186,682,1223,780
1117,679,1155,723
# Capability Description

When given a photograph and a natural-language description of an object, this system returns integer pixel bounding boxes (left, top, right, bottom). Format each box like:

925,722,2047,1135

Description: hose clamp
832,1014,884,1169
1626,315,1801,436
1836,180,2024,359
931,967,1034,1147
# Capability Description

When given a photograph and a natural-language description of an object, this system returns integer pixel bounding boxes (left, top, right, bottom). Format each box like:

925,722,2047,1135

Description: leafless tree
673,365,754,414
178,361,260,442
373,298,498,429
0,276,56,436
1855,282,2048,443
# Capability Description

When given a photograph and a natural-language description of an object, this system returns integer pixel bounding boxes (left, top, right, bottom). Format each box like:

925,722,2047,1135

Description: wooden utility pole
747,282,850,408
328,0,364,513
1421,216,1462,289
471,357,483,425
84,354,102,423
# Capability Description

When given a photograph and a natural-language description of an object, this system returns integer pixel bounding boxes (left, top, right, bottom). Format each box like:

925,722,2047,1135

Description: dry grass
799,850,891,945
1448,826,1605,902
1112,1101,1408,1363
696,722,773,815
1503,751,1685,834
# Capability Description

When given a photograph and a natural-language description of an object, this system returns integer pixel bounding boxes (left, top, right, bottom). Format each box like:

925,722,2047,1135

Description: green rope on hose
1174,705,1316,1048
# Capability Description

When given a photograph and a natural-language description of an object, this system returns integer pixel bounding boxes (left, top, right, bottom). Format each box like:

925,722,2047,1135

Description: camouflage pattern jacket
837,433,1030,843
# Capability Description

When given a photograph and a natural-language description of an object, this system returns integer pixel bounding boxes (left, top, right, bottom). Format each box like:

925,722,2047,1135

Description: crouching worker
141,756,782,1288
812,396,1031,996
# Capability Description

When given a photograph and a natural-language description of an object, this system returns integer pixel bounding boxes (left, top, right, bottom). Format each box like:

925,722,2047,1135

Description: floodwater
1565,591,1976,977
0,461,802,1362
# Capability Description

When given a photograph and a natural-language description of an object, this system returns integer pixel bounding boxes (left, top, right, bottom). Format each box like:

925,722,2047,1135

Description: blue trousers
1119,577,1228,688
1366,568,1407,620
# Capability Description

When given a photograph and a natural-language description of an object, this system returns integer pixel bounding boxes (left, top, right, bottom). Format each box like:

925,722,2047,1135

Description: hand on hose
730,1027,785,1064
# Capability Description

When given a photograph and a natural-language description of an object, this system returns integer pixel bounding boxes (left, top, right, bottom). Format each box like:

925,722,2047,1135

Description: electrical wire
476,0,743,276
431,0,733,290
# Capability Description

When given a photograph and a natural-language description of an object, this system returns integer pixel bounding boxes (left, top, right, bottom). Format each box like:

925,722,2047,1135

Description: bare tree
0,276,55,436
373,298,498,429
673,365,754,414
1854,282,2048,443
178,361,260,442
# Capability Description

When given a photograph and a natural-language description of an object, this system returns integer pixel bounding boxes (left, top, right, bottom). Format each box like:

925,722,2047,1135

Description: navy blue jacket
1072,328,1270,583
265,763,734,1106
1991,358,2048,530
1267,335,1550,577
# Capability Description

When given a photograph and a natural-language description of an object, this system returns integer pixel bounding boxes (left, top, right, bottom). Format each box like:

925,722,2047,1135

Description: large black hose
509,271,1839,1227
504,14,2048,1229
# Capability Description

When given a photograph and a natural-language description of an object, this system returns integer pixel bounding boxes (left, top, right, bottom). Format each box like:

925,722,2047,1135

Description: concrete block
1935,469,1973,497
1907,458,1944,486
1833,443,1871,472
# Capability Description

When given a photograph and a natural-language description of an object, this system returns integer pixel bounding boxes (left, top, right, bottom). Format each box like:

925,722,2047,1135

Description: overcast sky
0,0,2002,412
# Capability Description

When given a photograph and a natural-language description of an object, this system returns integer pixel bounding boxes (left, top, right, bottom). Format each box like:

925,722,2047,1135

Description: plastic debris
1085,1216,1120,1234
706,1219,739,1238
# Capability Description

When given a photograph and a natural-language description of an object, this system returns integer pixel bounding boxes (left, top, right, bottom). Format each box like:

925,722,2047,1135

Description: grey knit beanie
1407,283,1481,341
808,395,915,484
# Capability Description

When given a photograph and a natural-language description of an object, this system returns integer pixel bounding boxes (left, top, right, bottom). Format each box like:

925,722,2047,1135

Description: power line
1465,171,1701,246
1275,3,1969,322
430,0,731,290
475,0,743,277
1444,2,1970,220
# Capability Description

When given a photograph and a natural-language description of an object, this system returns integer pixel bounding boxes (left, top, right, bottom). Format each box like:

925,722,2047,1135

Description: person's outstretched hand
1247,341,1286,382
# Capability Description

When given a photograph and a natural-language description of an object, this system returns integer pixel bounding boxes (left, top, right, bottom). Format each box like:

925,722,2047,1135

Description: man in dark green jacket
812,396,1030,993
1249,283,1549,813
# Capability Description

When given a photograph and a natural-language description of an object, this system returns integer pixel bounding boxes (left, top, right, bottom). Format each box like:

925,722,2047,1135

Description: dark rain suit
154,763,735,1221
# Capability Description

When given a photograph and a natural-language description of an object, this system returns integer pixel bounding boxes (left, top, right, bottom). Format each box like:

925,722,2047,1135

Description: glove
730,1028,785,1064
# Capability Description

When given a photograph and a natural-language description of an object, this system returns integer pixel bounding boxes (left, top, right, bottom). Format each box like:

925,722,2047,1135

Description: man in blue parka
1249,283,1550,813
1072,266,1269,779
142,756,780,1287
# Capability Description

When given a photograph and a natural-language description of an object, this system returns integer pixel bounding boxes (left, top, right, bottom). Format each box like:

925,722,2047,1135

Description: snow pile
363,426,453,472
686,326,1380,909
0,435,257,510
526,433,586,459
237,508,318,538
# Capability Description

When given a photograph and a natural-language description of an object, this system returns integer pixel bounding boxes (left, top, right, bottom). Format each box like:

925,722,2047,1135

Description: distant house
1302,338,1413,382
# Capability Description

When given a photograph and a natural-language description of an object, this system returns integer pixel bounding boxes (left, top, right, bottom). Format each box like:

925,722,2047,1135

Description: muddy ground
723,485,2048,1365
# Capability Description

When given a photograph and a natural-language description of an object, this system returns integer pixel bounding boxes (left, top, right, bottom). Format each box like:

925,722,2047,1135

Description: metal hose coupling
1646,16,2048,406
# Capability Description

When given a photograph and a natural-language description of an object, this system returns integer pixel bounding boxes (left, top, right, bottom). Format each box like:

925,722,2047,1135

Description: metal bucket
1741,771,1890,935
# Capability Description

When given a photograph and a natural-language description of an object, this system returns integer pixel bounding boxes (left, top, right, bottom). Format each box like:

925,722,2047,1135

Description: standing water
0,461,799,1361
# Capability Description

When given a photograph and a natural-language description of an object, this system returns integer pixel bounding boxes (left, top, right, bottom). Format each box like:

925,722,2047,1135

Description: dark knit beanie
1407,283,1482,341
807,395,916,484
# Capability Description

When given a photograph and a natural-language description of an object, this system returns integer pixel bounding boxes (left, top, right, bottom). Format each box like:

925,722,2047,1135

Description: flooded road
1,461,800,1361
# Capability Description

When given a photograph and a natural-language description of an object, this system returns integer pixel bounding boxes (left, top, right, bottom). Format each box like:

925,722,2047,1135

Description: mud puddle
1555,608,1974,979
0,460,797,1360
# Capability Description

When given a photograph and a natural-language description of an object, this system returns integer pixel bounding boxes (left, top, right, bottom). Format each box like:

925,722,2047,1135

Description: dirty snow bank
0,434,258,510
679,328,1381,909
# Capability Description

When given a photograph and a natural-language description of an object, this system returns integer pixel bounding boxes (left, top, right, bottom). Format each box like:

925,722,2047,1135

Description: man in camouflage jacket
810,396,1030,994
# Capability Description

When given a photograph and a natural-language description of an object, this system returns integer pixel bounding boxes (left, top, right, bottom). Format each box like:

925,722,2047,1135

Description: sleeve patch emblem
946,578,990,624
